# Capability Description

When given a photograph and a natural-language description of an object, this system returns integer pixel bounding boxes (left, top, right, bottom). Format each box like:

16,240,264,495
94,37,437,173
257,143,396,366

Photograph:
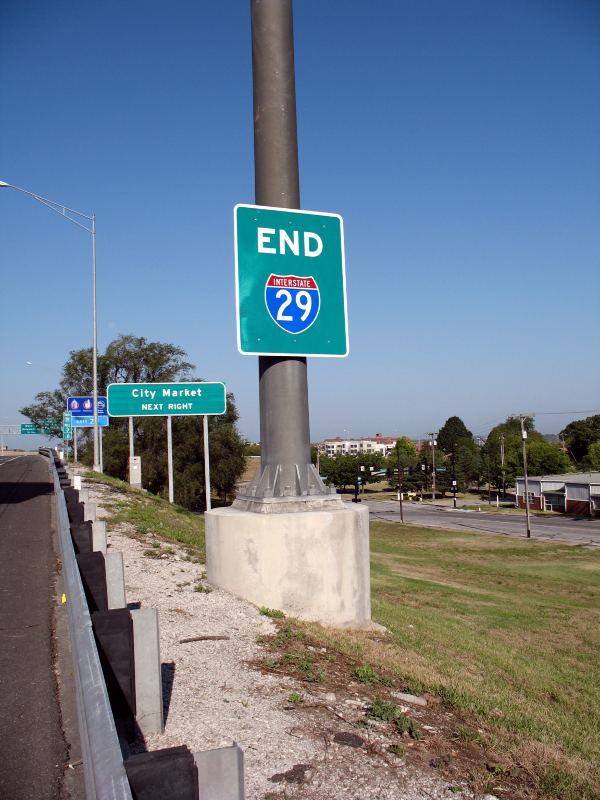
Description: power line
527,409,600,416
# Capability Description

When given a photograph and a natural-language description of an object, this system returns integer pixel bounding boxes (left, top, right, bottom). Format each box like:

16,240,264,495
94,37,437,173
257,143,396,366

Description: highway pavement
0,454,69,799
361,497,600,546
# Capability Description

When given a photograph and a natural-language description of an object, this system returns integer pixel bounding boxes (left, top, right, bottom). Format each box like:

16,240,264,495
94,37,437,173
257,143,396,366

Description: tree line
316,412,599,496
21,335,247,510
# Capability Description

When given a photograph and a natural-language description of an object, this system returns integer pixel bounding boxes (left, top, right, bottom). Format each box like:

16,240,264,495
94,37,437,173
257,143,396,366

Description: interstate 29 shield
265,274,320,334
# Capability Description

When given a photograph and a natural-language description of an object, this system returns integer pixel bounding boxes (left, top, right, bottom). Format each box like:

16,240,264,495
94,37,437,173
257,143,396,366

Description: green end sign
63,412,72,440
107,382,226,417
234,204,349,357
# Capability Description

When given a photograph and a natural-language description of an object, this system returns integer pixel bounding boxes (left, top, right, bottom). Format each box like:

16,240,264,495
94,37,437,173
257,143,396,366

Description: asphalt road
362,498,600,545
0,454,68,799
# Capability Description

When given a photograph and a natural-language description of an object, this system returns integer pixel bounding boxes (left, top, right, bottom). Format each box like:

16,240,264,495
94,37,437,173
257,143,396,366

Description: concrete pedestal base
205,504,371,627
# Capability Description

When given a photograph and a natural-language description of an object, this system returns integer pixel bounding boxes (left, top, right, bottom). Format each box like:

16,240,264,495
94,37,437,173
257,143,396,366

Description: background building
316,434,397,458
515,472,600,517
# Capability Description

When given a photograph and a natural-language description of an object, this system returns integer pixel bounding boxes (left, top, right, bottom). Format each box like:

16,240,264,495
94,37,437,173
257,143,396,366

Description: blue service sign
71,415,109,428
67,396,107,416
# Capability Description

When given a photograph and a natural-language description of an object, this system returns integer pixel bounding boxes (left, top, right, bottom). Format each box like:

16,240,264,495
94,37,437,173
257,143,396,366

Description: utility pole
451,451,457,508
520,416,531,538
427,432,437,501
500,433,505,500
396,444,404,523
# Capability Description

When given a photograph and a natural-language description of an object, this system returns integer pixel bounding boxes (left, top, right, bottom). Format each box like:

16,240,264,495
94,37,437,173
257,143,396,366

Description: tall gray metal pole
167,415,174,504
520,416,532,538
203,415,211,511
91,213,101,472
237,0,335,506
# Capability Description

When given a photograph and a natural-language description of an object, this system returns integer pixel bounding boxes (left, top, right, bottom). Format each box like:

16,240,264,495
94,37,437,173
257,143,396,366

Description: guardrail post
194,743,245,800
130,608,164,735
106,552,127,609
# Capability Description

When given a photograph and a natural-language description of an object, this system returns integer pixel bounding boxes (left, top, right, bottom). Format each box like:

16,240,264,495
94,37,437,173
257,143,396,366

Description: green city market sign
234,204,349,357
107,382,226,417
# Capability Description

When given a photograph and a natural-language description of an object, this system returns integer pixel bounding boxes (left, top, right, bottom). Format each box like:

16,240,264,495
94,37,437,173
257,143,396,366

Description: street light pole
0,180,102,472
91,212,101,472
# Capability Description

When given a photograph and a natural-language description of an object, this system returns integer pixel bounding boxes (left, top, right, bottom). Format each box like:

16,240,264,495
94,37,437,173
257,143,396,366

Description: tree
318,453,384,492
560,415,600,465
587,440,600,471
436,416,480,491
319,455,356,490
526,439,571,476
437,416,473,455
484,416,571,490
20,334,246,510
386,437,417,469
20,389,66,436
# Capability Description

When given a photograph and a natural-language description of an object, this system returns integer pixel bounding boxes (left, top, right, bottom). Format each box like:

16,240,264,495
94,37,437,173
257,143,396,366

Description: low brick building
515,472,600,517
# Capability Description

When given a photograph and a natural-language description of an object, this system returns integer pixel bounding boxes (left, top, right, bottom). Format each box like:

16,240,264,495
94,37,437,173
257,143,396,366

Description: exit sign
234,204,349,357
107,382,226,417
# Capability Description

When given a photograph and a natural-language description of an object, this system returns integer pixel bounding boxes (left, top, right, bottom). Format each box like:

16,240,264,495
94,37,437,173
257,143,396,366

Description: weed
143,549,161,558
455,727,484,745
194,582,212,593
352,664,380,685
282,652,325,683
367,698,402,723
260,607,285,619
288,692,304,704
394,713,421,739
387,743,404,757
263,657,279,669
275,623,305,643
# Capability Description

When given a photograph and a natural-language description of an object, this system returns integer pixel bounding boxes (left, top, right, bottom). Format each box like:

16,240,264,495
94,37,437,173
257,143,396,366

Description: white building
317,434,397,458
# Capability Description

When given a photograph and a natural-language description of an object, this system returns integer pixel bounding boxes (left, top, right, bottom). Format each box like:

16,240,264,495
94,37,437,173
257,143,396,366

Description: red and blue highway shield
264,274,320,334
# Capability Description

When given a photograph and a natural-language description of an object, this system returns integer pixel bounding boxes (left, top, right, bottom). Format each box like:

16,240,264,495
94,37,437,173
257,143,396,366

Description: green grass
84,471,205,560
364,522,600,798
260,606,286,619
82,472,600,798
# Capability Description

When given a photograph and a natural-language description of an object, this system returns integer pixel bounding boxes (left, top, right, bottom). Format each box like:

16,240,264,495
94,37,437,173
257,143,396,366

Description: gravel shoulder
80,474,483,800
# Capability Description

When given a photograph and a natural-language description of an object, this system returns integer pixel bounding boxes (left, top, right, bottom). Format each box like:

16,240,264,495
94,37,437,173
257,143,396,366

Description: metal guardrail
50,456,133,800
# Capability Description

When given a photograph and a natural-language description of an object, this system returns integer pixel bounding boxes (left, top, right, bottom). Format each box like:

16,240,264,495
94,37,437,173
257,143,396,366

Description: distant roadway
358,498,600,546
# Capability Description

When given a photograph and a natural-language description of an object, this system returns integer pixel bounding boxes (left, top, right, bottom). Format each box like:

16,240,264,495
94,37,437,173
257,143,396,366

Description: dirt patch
253,619,541,799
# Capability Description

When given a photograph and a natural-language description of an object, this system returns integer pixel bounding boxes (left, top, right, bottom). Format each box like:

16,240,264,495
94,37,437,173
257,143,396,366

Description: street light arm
0,180,93,232
1,178,102,473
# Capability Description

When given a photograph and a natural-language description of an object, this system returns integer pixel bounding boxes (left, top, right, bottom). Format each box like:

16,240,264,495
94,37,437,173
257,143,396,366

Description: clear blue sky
1,0,599,448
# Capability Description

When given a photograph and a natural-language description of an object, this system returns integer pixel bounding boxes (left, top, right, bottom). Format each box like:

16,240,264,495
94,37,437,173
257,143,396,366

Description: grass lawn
83,471,206,559
83,472,599,798
311,520,600,799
